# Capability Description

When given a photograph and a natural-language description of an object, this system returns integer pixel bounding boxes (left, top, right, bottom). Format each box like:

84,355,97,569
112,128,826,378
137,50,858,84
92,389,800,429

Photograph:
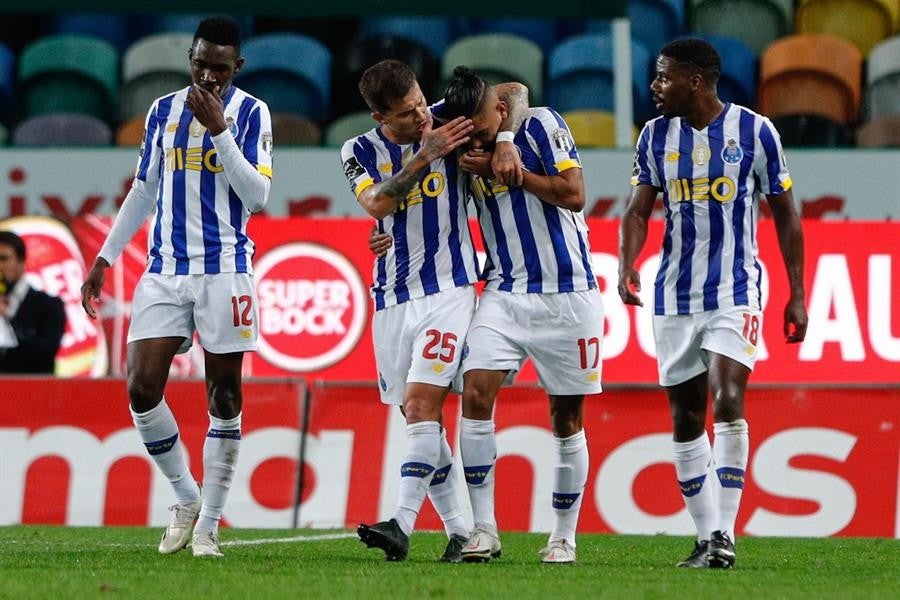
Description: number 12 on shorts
232,295,253,327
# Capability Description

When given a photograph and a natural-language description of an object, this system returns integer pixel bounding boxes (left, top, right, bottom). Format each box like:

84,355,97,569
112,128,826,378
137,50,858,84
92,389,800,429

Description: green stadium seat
325,111,376,147
866,35,900,120
691,0,794,55
442,33,543,104
271,112,323,146
796,0,897,56
120,33,194,121
18,34,119,123
13,112,112,146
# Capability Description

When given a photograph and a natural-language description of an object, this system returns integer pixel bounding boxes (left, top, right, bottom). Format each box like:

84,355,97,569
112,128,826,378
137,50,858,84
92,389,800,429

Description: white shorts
653,306,763,387
372,285,476,405
461,288,604,395
128,272,259,354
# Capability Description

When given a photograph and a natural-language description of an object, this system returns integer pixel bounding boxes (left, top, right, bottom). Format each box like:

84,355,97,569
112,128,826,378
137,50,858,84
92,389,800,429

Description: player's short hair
660,38,721,86
194,16,242,53
358,60,418,113
442,65,490,120
0,230,26,262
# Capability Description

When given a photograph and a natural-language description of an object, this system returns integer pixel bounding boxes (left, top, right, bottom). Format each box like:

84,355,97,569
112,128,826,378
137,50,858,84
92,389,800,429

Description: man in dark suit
0,230,66,374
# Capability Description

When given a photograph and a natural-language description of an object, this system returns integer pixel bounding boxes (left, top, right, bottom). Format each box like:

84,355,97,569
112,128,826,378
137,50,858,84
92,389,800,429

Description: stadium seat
271,112,323,146
771,114,855,147
116,114,145,146
138,14,255,39
332,35,440,118
236,33,331,122
562,109,637,148
695,34,757,108
758,34,862,124
120,33,194,121
52,13,134,51
866,35,900,120
691,0,794,55
360,17,455,61
0,42,13,122
795,0,897,56
442,34,543,104
857,114,900,146
0,122,7,145
546,33,651,120
13,113,112,146
325,111,376,147
18,34,119,123
628,0,685,54
472,18,560,55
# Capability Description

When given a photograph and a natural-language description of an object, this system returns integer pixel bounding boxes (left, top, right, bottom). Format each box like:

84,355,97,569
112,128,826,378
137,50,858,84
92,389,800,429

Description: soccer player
341,60,527,562
80,16,272,558
617,39,808,569
439,66,604,564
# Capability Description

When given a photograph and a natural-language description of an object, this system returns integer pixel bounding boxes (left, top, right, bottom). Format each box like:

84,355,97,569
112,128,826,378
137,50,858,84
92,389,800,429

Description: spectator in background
0,230,66,374
618,38,808,569
80,16,272,559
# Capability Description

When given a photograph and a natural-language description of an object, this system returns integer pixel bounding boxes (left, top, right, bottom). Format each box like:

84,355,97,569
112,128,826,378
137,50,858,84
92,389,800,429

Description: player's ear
234,56,245,74
372,111,387,125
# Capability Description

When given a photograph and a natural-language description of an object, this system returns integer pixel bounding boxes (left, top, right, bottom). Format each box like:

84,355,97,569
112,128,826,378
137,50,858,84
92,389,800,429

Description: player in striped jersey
618,39,807,569
345,60,528,562
80,17,272,558
437,66,604,564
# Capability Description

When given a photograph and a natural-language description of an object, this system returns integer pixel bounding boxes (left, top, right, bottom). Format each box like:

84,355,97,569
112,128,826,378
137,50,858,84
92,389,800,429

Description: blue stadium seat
52,13,134,51
236,33,332,122
628,0,685,54
138,14,255,39
360,17,456,61
472,18,560,55
13,112,112,146
0,41,13,122
695,34,757,108
547,33,651,121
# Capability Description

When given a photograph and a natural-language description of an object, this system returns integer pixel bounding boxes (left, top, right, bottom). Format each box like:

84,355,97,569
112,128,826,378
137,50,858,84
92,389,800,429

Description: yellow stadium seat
796,0,898,56
562,110,637,148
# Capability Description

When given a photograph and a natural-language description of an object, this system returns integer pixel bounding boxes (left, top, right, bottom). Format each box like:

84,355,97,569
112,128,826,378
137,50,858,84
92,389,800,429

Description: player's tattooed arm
492,82,529,186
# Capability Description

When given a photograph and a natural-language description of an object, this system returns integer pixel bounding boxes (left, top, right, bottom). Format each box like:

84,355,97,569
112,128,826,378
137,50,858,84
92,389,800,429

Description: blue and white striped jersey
632,102,792,315
340,127,479,311
470,107,596,294
135,85,273,275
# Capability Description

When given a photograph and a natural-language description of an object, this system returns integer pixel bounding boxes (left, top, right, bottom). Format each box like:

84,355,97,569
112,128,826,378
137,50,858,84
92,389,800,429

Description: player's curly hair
359,59,418,113
441,65,489,120
660,38,721,86
194,16,242,53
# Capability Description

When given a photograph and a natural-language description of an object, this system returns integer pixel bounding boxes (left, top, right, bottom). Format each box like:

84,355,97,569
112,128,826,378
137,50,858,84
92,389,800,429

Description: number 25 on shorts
422,329,457,363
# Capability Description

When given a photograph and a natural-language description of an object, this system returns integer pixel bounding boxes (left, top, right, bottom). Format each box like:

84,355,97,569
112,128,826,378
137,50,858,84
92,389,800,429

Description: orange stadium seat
795,0,898,56
866,35,900,120
116,114,145,146
691,0,794,55
759,34,862,124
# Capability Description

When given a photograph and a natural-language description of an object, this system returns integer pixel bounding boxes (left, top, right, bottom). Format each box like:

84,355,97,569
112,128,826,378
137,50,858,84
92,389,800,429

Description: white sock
393,421,441,536
673,432,718,541
131,398,200,505
427,428,469,538
459,416,497,529
549,430,588,547
713,419,749,537
195,413,241,535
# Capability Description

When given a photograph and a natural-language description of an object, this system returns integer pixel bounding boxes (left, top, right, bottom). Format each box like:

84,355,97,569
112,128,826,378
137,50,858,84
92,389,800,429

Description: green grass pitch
1,526,898,599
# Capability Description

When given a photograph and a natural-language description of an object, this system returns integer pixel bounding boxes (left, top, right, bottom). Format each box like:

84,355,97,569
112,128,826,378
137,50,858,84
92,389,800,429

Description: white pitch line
221,532,358,547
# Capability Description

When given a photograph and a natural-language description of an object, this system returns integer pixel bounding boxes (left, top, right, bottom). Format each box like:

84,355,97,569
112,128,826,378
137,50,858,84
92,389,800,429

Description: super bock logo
253,243,367,371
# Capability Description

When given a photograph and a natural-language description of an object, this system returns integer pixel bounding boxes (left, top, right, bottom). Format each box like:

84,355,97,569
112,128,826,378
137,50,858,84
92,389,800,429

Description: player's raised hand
617,267,644,306
420,116,472,162
491,140,523,186
186,84,227,135
80,258,110,319
784,297,808,343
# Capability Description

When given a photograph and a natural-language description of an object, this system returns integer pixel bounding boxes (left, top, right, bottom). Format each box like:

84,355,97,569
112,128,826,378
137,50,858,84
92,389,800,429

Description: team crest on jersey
343,156,366,182
551,128,573,152
691,145,711,165
226,116,239,138
261,132,273,156
722,139,744,164
189,119,206,137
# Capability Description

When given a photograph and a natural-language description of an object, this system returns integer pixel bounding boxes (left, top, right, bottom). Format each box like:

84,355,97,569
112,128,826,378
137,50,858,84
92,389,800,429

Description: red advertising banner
3,379,897,537
33,216,900,384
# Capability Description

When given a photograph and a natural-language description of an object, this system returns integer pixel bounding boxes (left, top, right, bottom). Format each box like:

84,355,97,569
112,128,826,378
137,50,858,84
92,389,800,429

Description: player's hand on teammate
491,140,523,187
186,84,227,136
459,149,495,179
784,297,808,343
80,258,110,319
420,115,473,163
617,268,644,306
367,226,393,258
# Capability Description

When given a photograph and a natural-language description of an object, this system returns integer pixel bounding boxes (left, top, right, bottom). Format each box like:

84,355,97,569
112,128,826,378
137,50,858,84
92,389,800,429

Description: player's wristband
496,131,515,144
